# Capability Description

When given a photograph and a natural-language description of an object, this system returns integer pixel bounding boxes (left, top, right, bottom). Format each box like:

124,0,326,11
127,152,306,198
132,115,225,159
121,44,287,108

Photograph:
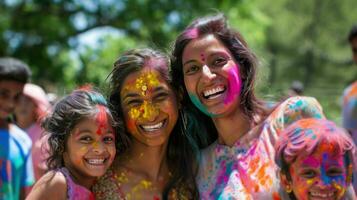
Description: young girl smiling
26,88,117,200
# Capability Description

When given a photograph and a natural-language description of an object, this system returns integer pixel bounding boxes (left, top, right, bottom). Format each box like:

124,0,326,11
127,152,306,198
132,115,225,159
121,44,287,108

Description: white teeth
141,121,164,132
86,159,105,165
310,191,334,198
203,86,225,99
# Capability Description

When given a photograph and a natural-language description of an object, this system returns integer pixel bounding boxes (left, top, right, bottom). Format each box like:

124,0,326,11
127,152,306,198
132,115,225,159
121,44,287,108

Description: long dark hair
43,88,118,170
108,48,201,199
171,13,270,141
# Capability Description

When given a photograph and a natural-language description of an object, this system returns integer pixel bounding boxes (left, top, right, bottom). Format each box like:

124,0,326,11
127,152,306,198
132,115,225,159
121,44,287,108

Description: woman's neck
122,141,169,182
212,108,251,147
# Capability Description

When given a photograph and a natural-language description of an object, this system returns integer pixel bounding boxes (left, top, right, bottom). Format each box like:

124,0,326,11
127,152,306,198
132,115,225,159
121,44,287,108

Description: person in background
341,24,357,195
287,80,304,97
0,57,34,200
14,83,51,181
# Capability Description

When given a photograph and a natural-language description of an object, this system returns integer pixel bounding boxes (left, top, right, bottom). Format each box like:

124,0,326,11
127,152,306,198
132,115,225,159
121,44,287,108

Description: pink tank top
59,168,95,200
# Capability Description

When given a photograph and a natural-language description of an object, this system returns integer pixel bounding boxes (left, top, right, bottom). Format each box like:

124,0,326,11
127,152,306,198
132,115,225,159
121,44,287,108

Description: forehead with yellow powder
121,69,164,121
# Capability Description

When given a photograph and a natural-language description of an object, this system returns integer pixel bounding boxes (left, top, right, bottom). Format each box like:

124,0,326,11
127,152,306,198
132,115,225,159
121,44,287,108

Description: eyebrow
183,51,230,66
122,92,141,101
153,86,167,93
183,59,197,67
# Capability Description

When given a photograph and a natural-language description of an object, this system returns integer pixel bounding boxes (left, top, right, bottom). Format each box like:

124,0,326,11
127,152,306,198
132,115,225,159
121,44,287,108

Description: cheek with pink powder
224,64,242,105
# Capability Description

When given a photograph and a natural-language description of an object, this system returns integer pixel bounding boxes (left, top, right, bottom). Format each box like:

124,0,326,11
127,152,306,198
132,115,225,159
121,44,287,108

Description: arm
26,171,67,200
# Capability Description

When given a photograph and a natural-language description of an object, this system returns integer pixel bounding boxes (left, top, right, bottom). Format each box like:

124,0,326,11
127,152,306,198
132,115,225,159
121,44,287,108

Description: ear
280,172,293,193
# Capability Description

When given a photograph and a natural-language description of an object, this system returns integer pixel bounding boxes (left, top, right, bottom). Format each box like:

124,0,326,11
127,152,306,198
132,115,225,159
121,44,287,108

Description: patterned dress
196,96,325,200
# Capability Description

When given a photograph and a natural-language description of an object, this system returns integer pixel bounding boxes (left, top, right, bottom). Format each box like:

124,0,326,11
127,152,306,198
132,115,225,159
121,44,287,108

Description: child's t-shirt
196,96,325,200
0,124,34,200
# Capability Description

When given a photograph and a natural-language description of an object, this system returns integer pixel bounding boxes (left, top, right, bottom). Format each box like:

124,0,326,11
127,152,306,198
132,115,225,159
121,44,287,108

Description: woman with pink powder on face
171,13,327,199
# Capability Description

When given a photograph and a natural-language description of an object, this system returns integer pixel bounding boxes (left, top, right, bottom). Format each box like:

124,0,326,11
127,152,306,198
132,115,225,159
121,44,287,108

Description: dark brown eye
154,92,168,102
213,57,227,67
127,99,143,107
184,65,200,75
327,167,343,177
300,169,316,179
80,136,92,143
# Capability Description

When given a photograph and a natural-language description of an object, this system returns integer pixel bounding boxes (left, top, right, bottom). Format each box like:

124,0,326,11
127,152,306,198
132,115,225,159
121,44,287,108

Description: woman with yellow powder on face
93,48,204,199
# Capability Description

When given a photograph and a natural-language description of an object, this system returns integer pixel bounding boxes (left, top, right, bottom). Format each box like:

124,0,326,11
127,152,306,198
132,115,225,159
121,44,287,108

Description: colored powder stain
272,192,281,200
184,28,198,38
200,53,205,62
80,146,87,152
153,196,160,200
95,105,108,135
333,181,346,198
140,180,152,189
224,64,242,105
134,72,160,96
188,93,218,117
129,101,159,121
302,156,319,168
306,179,313,185
256,162,272,187
92,141,99,149
115,172,129,183
248,156,259,174
236,161,258,194
321,153,331,185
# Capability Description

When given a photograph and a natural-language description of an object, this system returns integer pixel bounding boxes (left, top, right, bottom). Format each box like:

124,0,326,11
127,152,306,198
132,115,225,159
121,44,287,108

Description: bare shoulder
26,170,67,200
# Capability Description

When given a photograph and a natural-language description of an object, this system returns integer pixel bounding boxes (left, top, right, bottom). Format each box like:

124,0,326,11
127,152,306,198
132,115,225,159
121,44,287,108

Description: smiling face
63,110,116,182
286,143,348,200
182,34,242,117
120,67,178,147
0,80,24,121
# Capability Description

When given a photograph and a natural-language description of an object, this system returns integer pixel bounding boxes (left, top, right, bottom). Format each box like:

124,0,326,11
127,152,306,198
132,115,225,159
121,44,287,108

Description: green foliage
1,0,356,123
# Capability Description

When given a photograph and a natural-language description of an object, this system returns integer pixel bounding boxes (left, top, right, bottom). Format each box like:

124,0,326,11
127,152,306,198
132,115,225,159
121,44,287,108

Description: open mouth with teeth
84,158,108,166
309,191,336,199
139,119,167,132
202,86,226,100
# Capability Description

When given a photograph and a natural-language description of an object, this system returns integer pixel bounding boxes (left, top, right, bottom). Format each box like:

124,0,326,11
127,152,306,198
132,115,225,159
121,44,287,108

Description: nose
92,141,106,154
314,177,332,189
201,65,216,83
141,101,159,122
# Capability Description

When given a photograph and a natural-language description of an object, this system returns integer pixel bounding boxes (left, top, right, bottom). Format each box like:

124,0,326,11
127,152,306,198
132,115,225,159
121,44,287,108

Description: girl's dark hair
171,13,270,141
108,48,201,199
43,88,119,170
